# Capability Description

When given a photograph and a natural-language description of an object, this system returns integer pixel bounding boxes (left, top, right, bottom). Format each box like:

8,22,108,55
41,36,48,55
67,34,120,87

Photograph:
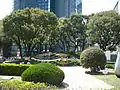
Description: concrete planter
115,47,120,78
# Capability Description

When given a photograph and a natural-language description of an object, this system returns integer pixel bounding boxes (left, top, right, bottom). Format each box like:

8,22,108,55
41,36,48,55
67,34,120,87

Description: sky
82,0,117,15
0,0,13,20
0,0,118,20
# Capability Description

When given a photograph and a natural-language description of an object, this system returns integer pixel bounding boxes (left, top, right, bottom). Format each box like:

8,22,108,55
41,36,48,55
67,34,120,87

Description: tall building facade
51,0,76,17
114,0,119,13
76,0,82,13
14,0,50,11
14,0,82,17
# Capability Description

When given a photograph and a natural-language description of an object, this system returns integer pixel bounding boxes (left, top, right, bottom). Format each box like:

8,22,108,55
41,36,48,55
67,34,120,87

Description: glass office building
14,0,50,11
76,0,82,13
14,0,82,17
114,0,119,13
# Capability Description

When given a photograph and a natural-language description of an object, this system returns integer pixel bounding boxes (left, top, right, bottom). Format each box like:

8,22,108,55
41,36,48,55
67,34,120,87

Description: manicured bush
34,52,59,60
0,64,32,76
67,52,81,59
80,47,106,72
53,53,68,58
49,60,80,66
22,63,65,85
105,64,114,69
0,80,56,90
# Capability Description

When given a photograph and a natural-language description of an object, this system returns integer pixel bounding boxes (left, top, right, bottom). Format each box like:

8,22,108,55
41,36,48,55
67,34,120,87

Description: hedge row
0,80,57,90
0,64,32,76
0,59,80,76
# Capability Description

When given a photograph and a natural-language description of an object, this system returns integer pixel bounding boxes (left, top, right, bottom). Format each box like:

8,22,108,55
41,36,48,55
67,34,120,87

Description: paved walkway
60,66,114,90
0,66,114,90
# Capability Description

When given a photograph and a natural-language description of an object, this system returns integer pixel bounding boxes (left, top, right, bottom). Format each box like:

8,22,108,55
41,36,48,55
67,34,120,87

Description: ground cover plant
0,64,32,76
0,80,57,90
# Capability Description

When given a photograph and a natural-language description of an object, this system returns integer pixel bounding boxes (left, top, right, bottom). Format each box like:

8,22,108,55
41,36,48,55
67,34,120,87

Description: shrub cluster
80,47,106,72
49,60,80,66
105,64,114,69
0,64,32,76
34,53,68,60
0,80,56,90
22,63,65,85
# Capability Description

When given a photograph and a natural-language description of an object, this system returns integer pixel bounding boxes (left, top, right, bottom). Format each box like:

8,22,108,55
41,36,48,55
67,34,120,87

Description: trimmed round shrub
80,47,106,72
21,63,65,85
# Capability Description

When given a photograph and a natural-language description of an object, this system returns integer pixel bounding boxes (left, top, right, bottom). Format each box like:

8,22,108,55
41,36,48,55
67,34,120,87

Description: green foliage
58,14,87,52
54,53,68,58
0,80,56,90
80,47,106,71
49,60,80,66
0,64,32,76
87,10,120,51
22,63,64,85
3,8,58,57
105,64,114,69
33,53,69,60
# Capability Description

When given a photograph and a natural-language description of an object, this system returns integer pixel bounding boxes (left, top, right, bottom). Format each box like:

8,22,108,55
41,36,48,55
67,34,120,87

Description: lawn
93,69,120,90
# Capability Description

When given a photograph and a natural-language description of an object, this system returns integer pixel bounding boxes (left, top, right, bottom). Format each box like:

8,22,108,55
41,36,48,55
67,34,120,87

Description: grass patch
93,69,120,89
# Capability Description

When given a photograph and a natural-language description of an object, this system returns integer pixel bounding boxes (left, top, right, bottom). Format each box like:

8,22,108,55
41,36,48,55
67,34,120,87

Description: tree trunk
45,44,48,52
18,44,23,59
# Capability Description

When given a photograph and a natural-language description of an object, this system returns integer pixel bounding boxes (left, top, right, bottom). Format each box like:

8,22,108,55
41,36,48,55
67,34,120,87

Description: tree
58,14,87,52
0,20,3,48
3,8,58,58
87,10,120,51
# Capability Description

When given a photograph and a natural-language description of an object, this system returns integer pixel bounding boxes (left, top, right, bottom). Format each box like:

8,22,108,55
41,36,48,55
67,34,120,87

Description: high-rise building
14,0,50,11
52,0,76,17
76,0,82,13
50,0,82,17
14,0,82,17
114,0,119,13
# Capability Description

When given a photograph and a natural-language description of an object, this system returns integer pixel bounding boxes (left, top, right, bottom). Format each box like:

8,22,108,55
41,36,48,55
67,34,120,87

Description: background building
14,0,50,11
114,0,119,13
76,0,82,13
14,0,82,17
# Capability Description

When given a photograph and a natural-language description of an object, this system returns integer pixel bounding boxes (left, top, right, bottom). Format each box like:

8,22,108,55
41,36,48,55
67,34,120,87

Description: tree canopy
58,14,87,52
3,8,58,58
87,10,120,51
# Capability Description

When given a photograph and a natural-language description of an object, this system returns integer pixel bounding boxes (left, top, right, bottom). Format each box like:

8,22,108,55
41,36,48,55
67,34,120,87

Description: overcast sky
0,0,118,20
82,0,117,15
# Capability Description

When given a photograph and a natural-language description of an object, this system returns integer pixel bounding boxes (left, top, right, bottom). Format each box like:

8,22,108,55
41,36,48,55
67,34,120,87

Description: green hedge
0,64,32,76
0,59,80,76
0,80,57,90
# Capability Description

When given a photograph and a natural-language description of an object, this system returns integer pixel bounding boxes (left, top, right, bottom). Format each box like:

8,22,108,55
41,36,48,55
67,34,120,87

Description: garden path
60,66,114,90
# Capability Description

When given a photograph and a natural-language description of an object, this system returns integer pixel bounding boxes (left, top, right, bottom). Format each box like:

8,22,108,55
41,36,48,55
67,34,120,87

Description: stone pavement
60,66,114,90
